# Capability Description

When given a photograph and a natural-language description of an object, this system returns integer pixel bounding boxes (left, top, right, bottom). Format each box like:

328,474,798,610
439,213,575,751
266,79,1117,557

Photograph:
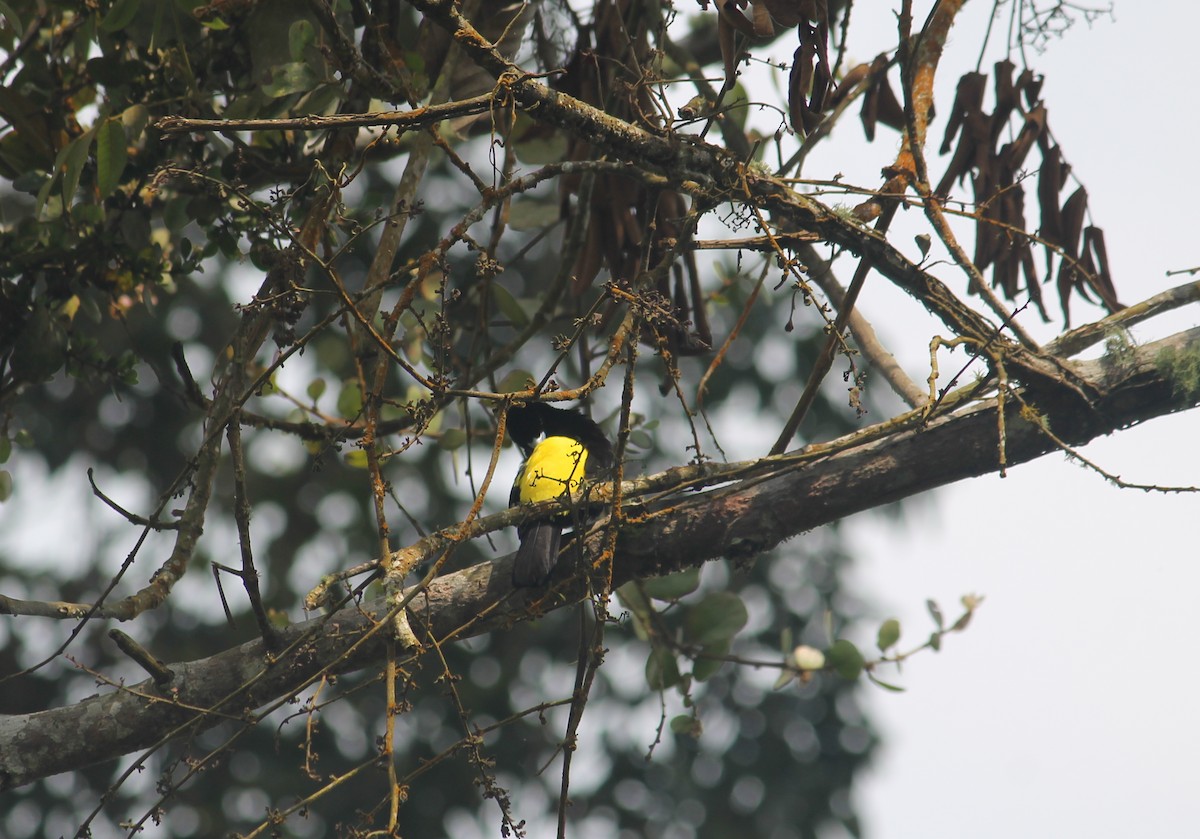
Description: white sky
811,5,1200,838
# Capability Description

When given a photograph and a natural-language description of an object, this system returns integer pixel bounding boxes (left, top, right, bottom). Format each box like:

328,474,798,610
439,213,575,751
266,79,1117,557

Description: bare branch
5,322,1198,790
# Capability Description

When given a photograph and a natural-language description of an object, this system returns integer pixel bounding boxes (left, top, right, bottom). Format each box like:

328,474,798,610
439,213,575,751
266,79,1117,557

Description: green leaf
926,598,944,630
616,582,653,641
645,647,681,691
876,618,901,652
692,639,729,682
779,627,794,655
827,639,865,680
491,283,529,329
496,369,532,394
288,19,315,61
121,104,151,141
952,593,984,631
507,195,561,231
867,672,906,692
616,581,652,619
71,202,104,224
439,428,467,451
641,568,701,601
100,0,141,32
627,429,654,450
262,62,318,98
0,470,11,502
336,380,363,417
306,377,326,401
722,82,751,132
38,130,89,216
914,233,932,258
773,669,797,691
77,292,103,324
60,128,94,207
34,180,60,220
11,304,66,382
0,435,10,464
95,118,128,200
344,449,369,469
0,2,24,34
683,591,748,647
669,715,702,737
11,170,48,195
511,112,567,164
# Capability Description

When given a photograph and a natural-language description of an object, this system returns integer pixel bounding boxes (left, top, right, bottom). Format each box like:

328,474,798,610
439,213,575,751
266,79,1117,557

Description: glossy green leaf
641,568,701,601
684,591,748,647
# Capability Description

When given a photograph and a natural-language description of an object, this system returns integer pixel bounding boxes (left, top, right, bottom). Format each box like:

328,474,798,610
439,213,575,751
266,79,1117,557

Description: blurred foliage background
0,0,1094,836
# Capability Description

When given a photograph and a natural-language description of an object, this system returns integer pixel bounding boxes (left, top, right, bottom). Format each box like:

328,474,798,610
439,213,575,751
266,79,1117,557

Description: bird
507,402,612,587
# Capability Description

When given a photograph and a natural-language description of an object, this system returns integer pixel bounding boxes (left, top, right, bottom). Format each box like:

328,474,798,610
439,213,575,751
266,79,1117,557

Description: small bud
792,645,826,671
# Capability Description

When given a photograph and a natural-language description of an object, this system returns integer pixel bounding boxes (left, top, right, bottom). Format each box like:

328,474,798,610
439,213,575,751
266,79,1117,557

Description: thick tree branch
4,324,1198,790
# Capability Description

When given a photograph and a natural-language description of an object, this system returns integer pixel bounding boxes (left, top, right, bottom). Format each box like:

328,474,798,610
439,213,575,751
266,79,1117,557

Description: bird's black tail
512,520,563,587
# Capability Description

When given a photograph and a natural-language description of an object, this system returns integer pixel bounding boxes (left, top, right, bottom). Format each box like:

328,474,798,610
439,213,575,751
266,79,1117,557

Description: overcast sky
803,6,1200,838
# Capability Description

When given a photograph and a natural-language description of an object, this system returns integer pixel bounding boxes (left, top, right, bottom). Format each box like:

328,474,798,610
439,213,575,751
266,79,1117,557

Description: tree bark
3,325,1197,790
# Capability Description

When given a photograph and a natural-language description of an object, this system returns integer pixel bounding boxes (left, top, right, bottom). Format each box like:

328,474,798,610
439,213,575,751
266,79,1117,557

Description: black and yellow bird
508,402,612,587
